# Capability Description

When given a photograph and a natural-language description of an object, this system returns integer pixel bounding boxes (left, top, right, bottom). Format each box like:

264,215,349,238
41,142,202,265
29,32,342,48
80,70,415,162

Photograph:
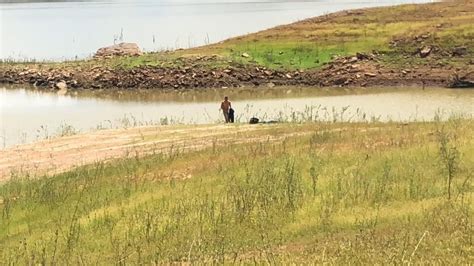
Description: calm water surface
1,86,473,148
1,0,432,60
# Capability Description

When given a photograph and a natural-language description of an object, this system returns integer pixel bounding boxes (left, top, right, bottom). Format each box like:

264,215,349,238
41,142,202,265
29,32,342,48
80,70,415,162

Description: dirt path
0,124,308,182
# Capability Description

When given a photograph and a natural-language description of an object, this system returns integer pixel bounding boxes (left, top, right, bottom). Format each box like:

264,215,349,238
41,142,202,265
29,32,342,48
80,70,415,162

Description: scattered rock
0,47,462,90
94,43,142,58
348,57,358,63
267,82,275,88
55,81,67,90
334,77,347,85
356,52,370,60
364,73,377,78
420,46,432,58
241,53,250,58
452,46,467,57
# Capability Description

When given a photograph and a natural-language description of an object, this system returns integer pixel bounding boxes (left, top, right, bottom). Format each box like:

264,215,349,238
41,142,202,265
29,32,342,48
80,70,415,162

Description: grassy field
213,0,474,70
1,119,472,264
2,0,472,72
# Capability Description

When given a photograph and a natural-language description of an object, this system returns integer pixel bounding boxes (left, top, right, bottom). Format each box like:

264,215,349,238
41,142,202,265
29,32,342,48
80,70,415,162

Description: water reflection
68,87,388,102
1,86,473,148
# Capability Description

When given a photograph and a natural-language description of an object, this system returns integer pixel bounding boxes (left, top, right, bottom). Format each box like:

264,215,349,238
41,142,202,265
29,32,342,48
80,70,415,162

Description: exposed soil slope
0,124,311,181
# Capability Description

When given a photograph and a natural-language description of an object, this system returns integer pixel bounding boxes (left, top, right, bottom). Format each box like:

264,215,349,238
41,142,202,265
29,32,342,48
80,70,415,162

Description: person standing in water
220,96,232,123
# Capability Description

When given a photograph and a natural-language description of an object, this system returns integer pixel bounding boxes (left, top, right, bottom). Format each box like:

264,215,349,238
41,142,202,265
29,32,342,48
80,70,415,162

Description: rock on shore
94,43,143,59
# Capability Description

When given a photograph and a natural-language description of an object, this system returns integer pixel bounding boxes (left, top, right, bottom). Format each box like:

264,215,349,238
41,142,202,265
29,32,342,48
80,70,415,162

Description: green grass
221,23,397,69
226,38,387,70
204,0,474,70
1,120,473,264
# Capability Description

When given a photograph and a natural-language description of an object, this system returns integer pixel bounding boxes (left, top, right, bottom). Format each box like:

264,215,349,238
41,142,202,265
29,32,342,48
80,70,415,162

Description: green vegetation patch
225,40,377,70
204,1,474,70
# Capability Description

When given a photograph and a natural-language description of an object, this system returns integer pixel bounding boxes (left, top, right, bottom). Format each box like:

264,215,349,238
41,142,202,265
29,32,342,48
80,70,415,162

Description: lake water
2,0,466,150
1,0,432,60
1,86,473,148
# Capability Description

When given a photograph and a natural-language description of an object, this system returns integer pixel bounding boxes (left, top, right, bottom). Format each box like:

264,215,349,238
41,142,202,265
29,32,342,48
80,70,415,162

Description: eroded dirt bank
1,53,472,90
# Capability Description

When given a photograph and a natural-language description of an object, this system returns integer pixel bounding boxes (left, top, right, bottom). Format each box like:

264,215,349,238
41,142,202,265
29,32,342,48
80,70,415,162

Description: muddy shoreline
1,53,472,90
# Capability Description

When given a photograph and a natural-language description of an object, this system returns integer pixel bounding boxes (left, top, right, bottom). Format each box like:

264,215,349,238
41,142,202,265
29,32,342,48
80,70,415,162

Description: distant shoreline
1,0,472,89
